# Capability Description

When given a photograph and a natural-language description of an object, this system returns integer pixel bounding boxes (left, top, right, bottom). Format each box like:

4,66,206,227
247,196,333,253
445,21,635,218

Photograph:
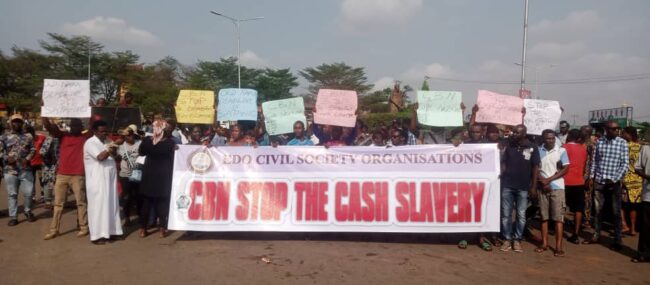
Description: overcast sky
2,0,649,124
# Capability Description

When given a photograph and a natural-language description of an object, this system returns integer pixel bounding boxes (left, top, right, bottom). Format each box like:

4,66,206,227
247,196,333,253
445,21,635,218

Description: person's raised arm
311,122,325,142
460,102,466,122
42,118,64,138
469,104,478,126
410,103,418,133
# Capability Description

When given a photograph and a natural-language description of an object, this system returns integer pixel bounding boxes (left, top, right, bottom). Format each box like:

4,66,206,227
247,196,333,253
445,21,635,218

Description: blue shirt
287,137,314,146
590,136,629,184
210,134,227,146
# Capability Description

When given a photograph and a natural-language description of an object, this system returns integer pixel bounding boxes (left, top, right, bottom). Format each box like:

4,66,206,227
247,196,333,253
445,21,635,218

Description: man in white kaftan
83,121,122,242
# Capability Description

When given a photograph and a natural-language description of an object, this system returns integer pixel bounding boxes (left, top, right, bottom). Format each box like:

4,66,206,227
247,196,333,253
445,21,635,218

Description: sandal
631,256,647,263
534,246,548,253
554,250,565,257
567,235,580,244
582,238,598,245
139,229,147,238
457,240,468,249
479,241,493,251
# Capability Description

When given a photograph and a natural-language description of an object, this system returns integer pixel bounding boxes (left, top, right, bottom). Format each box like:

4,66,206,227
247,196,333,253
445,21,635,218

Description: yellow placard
175,90,215,124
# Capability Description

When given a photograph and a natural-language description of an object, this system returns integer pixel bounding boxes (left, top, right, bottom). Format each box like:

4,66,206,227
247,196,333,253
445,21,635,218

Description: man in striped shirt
584,120,629,251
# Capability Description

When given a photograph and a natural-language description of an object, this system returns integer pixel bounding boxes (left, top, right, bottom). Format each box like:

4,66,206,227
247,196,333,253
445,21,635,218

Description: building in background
589,105,633,128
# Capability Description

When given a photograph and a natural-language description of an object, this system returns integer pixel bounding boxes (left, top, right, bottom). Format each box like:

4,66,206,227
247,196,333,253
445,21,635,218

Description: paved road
0,193,648,285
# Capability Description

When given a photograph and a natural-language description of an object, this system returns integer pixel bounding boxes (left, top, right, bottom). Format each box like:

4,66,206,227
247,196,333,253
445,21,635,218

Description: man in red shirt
563,129,588,244
42,118,92,240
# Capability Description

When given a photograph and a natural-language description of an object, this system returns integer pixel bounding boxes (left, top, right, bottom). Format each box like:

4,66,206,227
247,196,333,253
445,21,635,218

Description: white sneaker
513,240,523,253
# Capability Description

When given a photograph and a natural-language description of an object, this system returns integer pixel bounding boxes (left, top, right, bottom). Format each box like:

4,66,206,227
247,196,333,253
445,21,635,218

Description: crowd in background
0,96,648,263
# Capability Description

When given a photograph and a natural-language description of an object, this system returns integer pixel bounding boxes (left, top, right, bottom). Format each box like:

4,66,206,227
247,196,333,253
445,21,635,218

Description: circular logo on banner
188,148,213,174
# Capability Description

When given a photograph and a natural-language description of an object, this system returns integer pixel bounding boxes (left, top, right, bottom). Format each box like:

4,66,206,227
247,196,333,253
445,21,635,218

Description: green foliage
39,33,103,80
360,110,413,130
360,88,390,113
637,121,650,142
300,62,373,95
421,79,430,91
93,51,139,103
38,33,142,103
0,33,143,112
184,57,298,103
255,68,299,102
0,47,61,112
128,59,181,115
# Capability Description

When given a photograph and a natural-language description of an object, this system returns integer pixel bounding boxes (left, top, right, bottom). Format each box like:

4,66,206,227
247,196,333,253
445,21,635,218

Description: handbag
122,145,142,182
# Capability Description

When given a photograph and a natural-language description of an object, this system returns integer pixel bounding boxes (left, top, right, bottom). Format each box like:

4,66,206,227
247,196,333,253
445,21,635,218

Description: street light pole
210,11,264,89
519,0,529,91
87,42,91,80
515,63,557,99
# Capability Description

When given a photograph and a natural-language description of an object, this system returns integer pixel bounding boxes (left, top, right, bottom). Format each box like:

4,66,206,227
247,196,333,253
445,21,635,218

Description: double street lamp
210,11,264,89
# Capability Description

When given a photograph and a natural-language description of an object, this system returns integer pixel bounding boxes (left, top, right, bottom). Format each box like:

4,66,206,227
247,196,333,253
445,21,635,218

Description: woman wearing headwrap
138,119,176,238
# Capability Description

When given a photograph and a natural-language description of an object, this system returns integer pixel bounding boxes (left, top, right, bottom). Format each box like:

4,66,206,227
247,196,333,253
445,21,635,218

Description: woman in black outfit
138,119,175,238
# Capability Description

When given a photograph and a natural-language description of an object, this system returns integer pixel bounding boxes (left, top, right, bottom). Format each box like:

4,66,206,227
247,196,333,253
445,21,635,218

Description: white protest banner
313,89,357,127
475,90,524,126
168,144,500,233
217,88,258,121
41,79,91,118
262,97,306,135
416,91,463,127
523,99,562,135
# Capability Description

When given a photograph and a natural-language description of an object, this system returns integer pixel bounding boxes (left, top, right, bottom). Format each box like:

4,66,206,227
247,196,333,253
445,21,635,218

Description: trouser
49,175,88,233
592,182,622,244
30,165,41,199
140,196,170,230
40,164,57,203
4,171,35,218
638,202,650,257
501,187,528,241
119,177,142,220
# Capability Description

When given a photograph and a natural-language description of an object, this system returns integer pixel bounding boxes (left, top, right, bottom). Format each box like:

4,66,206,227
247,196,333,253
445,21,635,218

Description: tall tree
92,50,139,103
39,33,103,80
299,62,373,95
184,57,298,103
255,68,299,102
421,79,430,91
128,58,180,115
184,57,261,91
360,88,391,113
40,33,139,103
0,47,60,112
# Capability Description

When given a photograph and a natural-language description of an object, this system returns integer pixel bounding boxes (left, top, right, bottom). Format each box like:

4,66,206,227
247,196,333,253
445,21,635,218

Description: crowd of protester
0,97,648,263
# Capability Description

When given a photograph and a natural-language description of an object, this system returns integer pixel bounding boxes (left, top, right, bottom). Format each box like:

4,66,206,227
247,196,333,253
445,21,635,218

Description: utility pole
519,0,529,91
87,42,91,80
